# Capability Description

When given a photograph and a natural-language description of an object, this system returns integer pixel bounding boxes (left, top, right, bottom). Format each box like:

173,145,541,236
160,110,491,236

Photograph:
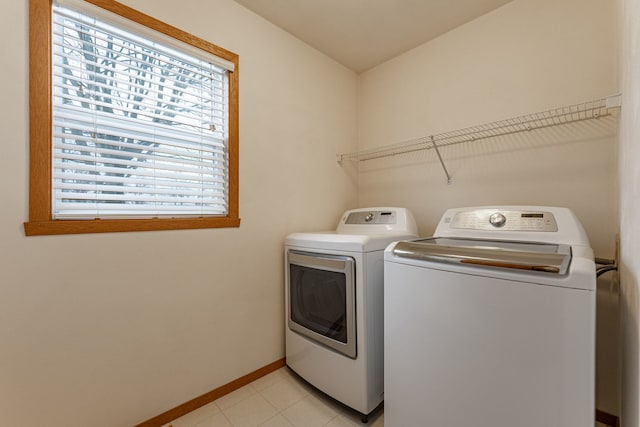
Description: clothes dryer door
287,250,356,358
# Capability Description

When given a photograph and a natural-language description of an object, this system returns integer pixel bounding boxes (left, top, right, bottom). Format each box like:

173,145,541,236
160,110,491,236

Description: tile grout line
255,377,302,426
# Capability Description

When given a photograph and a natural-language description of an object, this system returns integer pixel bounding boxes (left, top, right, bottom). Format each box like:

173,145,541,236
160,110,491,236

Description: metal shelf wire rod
337,95,621,165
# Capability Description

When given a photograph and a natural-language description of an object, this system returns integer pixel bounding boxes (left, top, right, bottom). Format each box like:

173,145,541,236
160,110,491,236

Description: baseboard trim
596,409,620,427
133,358,286,427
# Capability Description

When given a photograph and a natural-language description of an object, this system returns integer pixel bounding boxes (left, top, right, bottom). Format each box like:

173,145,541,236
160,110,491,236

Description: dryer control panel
337,207,418,235
450,209,558,232
345,210,396,225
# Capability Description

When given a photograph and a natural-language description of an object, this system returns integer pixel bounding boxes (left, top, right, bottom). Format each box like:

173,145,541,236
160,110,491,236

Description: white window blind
51,3,231,219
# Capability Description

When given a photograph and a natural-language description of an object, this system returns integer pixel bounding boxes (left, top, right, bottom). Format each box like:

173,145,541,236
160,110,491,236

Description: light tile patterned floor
163,367,383,427
162,366,611,427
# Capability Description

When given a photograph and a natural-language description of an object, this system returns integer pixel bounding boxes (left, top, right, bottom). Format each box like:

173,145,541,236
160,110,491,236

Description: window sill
24,216,241,236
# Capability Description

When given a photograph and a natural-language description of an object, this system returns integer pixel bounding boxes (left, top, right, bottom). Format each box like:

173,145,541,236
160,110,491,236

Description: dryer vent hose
595,257,618,278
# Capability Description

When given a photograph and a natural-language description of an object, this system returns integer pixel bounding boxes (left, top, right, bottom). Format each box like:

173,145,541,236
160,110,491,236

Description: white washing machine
285,207,418,421
384,206,596,427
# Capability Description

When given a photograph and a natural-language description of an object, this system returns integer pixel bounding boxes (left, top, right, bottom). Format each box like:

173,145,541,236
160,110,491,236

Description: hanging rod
337,95,622,172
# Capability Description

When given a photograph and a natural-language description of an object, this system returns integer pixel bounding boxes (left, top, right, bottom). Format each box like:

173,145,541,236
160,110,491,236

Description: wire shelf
337,95,621,168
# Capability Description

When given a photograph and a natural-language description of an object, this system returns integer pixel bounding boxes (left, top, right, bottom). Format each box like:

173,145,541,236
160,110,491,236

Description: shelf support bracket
430,136,452,184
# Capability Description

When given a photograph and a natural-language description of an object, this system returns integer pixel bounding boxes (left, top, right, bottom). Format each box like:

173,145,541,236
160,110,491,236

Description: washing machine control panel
451,209,558,232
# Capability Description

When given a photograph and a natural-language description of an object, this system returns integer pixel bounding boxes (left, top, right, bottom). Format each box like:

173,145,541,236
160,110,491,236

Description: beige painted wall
619,0,640,424
0,1,358,426
1,0,630,425
357,0,618,256
356,0,620,415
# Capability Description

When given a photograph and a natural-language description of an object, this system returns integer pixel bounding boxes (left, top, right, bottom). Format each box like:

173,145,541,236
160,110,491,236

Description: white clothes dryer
285,207,418,421
384,206,596,427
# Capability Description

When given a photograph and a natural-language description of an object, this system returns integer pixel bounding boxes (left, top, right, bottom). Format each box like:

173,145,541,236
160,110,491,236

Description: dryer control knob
365,213,375,222
489,212,507,228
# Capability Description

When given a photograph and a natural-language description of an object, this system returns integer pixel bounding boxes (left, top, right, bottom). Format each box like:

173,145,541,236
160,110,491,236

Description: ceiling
233,0,514,73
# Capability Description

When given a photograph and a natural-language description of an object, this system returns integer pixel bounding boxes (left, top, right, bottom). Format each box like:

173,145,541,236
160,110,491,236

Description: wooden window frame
24,0,240,236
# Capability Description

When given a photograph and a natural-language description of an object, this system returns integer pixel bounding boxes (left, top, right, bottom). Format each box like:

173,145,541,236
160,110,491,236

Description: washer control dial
364,213,374,222
489,212,507,228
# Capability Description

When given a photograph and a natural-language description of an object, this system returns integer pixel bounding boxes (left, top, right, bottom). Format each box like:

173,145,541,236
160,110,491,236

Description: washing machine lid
392,237,572,275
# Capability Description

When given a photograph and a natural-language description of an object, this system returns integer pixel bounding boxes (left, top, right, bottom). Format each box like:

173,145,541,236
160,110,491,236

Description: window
25,0,239,235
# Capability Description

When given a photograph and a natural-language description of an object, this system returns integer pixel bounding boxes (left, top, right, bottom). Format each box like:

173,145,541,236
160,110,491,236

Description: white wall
358,0,618,255
2,0,630,425
357,0,620,415
619,0,640,424
0,1,358,426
